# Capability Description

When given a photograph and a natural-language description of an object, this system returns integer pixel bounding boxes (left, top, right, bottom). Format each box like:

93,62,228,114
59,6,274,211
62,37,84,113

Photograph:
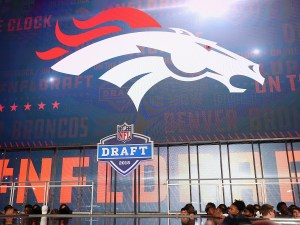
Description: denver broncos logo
36,7,265,111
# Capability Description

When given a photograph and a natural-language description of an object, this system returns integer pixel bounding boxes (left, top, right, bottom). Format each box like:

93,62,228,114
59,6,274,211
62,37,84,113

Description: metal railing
166,177,300,214
0,180,94,214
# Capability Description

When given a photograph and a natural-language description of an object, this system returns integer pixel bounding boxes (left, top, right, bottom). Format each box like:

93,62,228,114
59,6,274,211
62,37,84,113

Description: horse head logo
36,7,264,111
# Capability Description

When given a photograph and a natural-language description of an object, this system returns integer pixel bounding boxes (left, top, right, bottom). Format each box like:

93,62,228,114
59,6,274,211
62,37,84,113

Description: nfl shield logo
117,123,133,143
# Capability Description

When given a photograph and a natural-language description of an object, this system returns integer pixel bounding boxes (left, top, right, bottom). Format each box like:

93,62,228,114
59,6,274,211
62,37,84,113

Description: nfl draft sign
97,123,153,176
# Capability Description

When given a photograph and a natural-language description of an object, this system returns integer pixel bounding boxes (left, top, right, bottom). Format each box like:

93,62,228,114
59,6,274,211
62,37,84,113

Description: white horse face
168,28,265,92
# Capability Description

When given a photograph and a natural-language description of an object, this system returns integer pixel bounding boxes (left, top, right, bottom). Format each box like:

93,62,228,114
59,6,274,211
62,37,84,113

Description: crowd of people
1,203,72,216
0,204,72,225
2,201,300,225
180,200,300,225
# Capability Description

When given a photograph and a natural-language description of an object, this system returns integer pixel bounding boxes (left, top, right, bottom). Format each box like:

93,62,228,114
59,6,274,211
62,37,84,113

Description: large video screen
0,0,299,147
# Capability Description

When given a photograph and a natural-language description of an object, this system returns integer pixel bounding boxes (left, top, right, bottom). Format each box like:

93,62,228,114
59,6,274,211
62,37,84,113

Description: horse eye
197,43,213,52
206,45,212,51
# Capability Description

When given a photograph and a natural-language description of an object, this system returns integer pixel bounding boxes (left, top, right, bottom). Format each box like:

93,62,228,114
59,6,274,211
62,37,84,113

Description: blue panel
98,144,153,159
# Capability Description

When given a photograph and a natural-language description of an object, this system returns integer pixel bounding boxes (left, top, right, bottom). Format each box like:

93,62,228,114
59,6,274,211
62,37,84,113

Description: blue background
0,0,300,147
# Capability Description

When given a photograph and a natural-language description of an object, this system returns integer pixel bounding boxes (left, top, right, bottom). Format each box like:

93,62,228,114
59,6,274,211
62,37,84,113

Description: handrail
0,181,94,213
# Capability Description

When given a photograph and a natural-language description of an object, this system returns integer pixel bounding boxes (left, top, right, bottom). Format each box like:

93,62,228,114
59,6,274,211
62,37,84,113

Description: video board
0,0,299,147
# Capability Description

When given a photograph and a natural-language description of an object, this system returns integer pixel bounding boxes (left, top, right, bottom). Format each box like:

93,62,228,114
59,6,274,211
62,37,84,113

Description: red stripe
264,132,270,138
36,47,69,60
56,22,122,47
185,135,191,142
73,7,161,29
272,132,278,138
256,132,263,139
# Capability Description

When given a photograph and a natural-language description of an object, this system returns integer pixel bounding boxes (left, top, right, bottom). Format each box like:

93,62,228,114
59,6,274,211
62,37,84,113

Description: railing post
261,179,266,203
166,179,169,214
218,179,223,205
44,181,49,206
9,182,15,206
91,181,94,214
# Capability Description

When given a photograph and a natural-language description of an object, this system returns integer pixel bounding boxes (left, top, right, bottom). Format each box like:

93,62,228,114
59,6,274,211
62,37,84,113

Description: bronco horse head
36,7,265,110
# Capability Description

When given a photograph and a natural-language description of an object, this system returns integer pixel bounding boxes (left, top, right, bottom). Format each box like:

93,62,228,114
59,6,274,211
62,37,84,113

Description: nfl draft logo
97,123,153,176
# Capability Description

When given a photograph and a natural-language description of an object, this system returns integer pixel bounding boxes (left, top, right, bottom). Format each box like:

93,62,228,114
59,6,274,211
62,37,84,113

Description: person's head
228,200,245,215
243,205,255,217
24,204,32,214
288,204,296,214
276,202,290,216
205,202,216,215
215,206,223,215
292,207,300,218
184,203,195,215
50,209,59,214
217,204,227,214
181,208,188,215
4,205,15,215
32,204,42,214
260,204,275,218
59,204,72,214
4,205,12,212
180,209,192,225
3,206,16,225
253,204,261,213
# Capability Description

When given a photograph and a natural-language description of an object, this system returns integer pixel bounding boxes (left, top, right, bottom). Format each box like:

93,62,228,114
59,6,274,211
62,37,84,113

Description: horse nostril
248,65,254,72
